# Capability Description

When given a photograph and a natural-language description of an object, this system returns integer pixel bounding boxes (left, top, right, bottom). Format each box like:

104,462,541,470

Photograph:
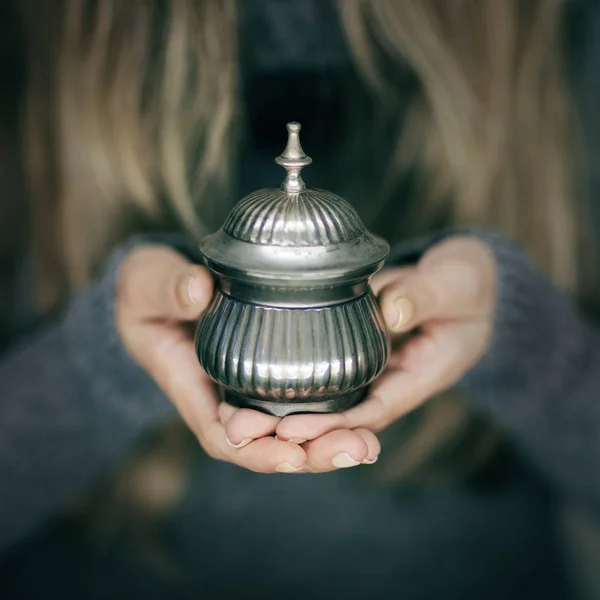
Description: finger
119,246,214,321
354,368,429,431
302,429,369,472
370,267,414,296
181,387,305,472
187,403,307,473
346,323,486,431
133,318,303,473
276,412,347,443
263,320,487,441
275,351,427,441
276,398,398,442
218,401,237,425
353,428,381,464
378,258,491,333
143,326,224,439
215,435,307,474
149,337,306,472
224,407,281,448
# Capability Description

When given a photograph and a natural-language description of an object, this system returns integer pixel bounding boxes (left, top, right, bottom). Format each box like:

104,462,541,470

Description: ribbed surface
222,189,366,246
196,291,389,400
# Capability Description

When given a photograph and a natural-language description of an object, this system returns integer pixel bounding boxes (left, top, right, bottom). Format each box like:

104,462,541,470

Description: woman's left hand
221,236,497,472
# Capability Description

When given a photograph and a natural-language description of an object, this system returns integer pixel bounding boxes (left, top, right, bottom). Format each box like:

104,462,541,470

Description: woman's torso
3,0,600,598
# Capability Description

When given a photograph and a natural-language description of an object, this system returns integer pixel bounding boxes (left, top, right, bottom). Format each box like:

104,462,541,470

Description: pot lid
199,122,389,285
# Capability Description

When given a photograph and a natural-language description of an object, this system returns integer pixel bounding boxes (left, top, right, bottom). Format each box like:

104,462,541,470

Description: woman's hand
116,246,302,473
224,236,497,471
116,245,380,474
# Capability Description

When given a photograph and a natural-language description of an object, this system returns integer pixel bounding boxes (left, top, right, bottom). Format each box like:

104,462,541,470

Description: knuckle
116,262,137,311
200,439,222,461
433,258,485,307
365,393,392,432
406,272,440,319
456,260,489,308
419,275,441,313
149,340,181,390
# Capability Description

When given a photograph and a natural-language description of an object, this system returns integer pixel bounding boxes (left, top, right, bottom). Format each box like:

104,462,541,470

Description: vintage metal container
195,122,390,417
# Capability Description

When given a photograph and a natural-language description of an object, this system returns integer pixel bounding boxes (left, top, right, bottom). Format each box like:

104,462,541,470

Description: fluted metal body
195,122,390,416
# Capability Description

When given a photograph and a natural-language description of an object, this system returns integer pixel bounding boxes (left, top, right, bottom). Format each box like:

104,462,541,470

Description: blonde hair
19,0,586,517
342,0,581,289
24,0,238,313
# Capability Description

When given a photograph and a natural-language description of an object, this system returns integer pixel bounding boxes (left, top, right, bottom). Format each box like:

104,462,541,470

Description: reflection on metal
196,122,390,416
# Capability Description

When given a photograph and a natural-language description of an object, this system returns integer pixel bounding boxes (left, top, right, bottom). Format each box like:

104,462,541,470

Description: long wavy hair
9,0,591,540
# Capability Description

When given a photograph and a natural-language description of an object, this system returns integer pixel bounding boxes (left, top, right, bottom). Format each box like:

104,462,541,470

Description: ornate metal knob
195,122,390,417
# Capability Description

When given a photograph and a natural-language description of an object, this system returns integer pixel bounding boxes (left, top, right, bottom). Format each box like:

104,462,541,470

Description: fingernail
188,275,203,304
275,462,303,473
225,436,252,449
332,453,361,469
276,435,307,444
391,297,413,330
362,456,379,465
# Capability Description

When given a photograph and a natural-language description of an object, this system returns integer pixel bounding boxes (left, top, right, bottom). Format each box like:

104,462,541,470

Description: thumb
378,257,490,333
378,270,438,333
118,245,214,321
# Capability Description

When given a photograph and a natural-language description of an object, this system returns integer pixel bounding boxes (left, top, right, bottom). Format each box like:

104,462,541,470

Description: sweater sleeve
0,236,194,557
388,230,600,508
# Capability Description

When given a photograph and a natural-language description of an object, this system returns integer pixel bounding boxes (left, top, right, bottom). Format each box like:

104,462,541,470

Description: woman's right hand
115,245,309,473
116,245,380,473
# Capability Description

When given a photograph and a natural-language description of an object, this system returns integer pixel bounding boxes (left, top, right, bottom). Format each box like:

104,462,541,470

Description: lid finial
275,122,312,193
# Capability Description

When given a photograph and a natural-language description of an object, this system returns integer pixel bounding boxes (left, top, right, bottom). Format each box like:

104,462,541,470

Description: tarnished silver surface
195,122,390,416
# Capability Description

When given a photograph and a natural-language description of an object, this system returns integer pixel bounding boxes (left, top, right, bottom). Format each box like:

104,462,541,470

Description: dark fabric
1,1,600,599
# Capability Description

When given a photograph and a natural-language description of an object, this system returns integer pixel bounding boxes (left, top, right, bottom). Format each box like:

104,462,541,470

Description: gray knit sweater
2,1,600,599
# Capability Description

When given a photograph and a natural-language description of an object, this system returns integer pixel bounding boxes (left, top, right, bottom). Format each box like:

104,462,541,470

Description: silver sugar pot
195,122,390,417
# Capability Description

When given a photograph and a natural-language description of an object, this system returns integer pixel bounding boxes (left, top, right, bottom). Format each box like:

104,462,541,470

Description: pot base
223,389,367,417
